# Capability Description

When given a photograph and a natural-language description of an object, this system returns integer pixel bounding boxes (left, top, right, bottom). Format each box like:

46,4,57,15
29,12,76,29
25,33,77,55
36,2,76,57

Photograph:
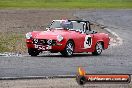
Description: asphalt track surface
0,9,132,78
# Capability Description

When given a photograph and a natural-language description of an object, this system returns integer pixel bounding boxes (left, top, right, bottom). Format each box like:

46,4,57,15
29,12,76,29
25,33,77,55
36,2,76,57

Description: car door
74,31,93,52
71,21,84,52
72,21,94,52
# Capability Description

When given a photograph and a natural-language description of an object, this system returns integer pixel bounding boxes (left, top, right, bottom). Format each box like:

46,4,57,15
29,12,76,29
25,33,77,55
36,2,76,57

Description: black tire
28,48,39,56
60,40,74,57
92,42,103,55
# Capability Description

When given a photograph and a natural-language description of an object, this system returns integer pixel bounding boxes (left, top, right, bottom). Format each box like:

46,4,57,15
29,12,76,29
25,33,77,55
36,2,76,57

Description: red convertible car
26,20,110,56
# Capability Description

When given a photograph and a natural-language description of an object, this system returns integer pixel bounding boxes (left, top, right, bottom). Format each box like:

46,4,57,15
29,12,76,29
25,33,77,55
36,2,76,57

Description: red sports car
26,20,110,56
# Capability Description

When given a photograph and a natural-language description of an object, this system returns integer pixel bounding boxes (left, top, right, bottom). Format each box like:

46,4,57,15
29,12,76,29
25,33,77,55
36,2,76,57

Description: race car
26,19,110,56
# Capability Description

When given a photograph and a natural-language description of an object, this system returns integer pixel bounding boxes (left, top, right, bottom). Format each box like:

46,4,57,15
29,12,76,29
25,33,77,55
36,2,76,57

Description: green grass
0,0,132,9
0,33,26,53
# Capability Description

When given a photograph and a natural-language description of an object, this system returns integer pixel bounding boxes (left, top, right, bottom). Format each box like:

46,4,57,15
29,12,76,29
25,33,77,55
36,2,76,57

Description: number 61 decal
84,35,92,48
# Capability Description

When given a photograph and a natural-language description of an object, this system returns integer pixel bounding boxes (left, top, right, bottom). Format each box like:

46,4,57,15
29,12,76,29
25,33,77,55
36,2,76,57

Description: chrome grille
33,39,56,45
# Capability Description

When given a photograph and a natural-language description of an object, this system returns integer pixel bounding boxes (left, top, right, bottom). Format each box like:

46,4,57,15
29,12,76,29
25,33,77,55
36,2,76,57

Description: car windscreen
50,21,62,29
72,21,84,30
49,21,73,29
49,21,84,32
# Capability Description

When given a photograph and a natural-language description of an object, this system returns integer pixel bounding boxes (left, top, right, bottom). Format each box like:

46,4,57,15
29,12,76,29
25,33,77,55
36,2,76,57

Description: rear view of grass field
0,0,132,9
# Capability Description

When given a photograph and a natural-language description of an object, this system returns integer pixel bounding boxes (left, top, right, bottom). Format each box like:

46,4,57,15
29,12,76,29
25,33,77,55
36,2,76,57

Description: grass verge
0,0,132,9
0,33,26,53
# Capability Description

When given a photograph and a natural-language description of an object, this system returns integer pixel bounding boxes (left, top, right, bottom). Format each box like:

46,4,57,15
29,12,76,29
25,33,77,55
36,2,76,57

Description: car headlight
57,35,63,42
26,32,32,39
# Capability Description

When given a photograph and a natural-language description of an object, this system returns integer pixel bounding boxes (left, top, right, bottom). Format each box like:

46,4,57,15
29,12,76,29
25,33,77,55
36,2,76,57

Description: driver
60,20,73,29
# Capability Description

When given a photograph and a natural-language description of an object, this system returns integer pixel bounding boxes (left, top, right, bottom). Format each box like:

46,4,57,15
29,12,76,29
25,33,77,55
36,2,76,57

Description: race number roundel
84,35,92,48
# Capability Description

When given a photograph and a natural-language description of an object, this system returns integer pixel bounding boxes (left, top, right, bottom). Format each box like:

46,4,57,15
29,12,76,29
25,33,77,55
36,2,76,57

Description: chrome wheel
66,42,74,56
92,42,103,55
60,40,74,57
96,42,103,54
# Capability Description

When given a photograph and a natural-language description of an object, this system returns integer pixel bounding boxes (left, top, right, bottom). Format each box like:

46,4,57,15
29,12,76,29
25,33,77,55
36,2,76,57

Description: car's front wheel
60,40,74,57
28,48,40,56
92,42,103,55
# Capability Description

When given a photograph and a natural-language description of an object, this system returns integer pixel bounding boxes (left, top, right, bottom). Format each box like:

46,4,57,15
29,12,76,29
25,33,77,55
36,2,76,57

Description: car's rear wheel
60,40,74,57
28,48,39,56
92,42,103,55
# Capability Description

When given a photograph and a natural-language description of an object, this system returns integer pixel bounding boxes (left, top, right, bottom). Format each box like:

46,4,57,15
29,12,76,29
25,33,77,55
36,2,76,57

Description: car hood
32,29,70,39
